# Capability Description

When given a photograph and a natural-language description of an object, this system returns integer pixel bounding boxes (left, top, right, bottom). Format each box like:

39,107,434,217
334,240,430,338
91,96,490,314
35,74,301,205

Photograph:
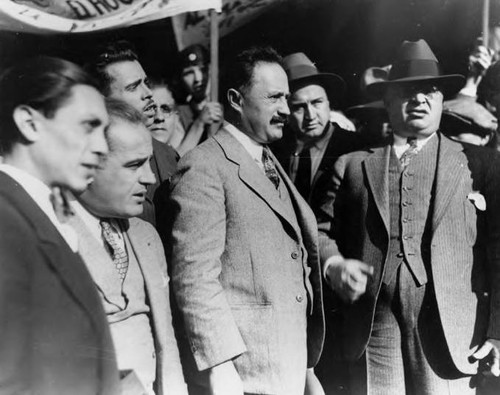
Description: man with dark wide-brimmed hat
316,39,500,394
272,52,364,208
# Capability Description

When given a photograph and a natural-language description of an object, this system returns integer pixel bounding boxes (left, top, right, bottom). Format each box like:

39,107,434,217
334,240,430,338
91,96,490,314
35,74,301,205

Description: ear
12,105,43,143
227,88,244,113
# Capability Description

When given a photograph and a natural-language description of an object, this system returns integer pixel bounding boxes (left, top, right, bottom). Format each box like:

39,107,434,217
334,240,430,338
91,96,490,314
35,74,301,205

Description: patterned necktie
295,147,312,199
100,219,129,281
262,146,280,189
399,138,419,169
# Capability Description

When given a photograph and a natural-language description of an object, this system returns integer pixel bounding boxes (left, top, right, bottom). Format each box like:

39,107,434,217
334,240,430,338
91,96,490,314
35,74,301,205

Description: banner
0,0,221,33
172,0,282,50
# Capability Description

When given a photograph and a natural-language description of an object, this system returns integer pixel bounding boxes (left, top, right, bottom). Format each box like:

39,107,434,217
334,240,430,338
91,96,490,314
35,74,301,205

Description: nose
141,82,153,99
278,96,290,116
91,126,109,157
153,105,164,123
141,161,157,186
193,68,203,83
304,103,314,120
410,92,427,104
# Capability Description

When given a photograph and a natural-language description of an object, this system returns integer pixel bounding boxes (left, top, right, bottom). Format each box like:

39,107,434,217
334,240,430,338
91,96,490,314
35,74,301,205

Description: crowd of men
0,36,500,395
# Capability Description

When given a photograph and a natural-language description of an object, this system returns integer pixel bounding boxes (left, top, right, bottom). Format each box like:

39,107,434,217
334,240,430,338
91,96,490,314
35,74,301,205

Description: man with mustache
272,52,363,207
0,56,119,394
166,46,325,395
70,98,187,395
87,40,178,226
317,40,500,394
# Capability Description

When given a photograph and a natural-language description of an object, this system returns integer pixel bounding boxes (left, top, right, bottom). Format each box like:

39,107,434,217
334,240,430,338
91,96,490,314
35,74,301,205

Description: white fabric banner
172,0,282,50
0,0,221,33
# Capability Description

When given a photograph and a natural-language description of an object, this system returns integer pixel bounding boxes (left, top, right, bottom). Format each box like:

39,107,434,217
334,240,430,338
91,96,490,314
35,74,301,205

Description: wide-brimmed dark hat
367,40,465,99
283,52,345,101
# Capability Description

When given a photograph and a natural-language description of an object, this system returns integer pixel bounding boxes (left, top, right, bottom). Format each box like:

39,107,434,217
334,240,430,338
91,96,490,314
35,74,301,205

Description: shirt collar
225,122,264,164
0,163,53,220
393,131,436,148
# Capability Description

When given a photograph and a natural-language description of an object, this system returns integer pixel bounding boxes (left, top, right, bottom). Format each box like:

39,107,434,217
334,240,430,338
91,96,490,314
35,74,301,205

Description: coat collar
0,172,106,331
361,133,466,235
214,128,307,241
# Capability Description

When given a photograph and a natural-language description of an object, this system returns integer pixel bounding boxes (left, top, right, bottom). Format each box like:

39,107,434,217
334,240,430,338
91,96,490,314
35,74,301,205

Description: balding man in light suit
164,46,325,395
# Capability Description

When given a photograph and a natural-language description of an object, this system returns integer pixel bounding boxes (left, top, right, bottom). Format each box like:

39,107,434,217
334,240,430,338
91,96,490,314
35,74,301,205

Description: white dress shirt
225,122,266,172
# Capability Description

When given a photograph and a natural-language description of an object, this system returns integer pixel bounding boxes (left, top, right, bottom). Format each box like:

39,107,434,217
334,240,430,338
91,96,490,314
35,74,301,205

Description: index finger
356,262,374,276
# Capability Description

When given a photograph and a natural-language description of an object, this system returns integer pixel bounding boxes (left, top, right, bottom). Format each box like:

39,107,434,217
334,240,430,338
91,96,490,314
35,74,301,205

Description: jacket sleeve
167,151,247,371
149,227,189,395
484,151,500,339
316,155,347,270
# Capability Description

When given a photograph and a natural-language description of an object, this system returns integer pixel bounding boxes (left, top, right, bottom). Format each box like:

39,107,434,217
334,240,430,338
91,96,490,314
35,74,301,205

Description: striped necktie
100,219,129,282
399,138,419,169
262,146,280,189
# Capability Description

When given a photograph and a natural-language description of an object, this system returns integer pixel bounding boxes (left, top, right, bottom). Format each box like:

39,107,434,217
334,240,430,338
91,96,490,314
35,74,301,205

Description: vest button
291,251,299,259
396,252,404,258
296,295,303,303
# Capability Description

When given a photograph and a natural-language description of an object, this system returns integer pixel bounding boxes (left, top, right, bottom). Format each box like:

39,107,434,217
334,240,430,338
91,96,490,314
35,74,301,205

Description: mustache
271,115,287,124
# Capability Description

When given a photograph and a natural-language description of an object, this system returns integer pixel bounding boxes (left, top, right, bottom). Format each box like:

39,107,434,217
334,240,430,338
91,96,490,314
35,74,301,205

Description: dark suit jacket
272,122,366,209
317,134,500,374
166,128,325,394
0,172,120,394
140,138,179,226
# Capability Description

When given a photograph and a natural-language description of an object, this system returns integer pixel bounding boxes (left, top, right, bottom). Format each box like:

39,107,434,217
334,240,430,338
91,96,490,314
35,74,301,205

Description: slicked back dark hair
0,56,99,153
222,46,284,103
86,40,139,96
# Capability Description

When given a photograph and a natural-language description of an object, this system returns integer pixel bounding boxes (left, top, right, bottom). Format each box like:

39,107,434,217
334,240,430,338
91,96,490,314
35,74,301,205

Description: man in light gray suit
166,46,325,395
317,40,500,394
69,98,187,395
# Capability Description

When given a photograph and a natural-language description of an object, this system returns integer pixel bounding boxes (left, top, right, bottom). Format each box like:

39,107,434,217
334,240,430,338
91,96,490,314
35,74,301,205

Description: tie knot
407,137,418,147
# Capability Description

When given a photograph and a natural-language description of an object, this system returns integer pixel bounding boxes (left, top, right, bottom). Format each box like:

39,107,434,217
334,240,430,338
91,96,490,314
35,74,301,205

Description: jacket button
291,251,299,259
396,252,404,258
296,295,303,302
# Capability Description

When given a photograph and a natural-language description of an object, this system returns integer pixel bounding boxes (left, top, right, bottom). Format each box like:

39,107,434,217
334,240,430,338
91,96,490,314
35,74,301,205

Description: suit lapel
0,173,107,331
215,129,302,238
363,145,391,235
126,219,167,348
432,134,466,232
68,213,126,309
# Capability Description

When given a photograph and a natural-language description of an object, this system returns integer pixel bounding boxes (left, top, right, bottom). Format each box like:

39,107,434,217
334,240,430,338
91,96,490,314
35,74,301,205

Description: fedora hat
367,39,465,99
283,52,345,101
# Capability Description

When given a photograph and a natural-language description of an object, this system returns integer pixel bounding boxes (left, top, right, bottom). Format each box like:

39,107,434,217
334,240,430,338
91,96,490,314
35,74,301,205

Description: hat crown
388,39,441,81
283,52,319,81
397,39,438,63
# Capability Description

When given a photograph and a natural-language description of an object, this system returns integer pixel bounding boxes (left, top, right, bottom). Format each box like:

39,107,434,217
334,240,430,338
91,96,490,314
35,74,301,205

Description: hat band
287,64,319,80
389,59,442,80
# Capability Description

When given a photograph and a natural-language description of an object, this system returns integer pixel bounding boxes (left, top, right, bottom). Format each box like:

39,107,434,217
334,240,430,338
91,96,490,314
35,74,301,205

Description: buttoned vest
383,135,439,285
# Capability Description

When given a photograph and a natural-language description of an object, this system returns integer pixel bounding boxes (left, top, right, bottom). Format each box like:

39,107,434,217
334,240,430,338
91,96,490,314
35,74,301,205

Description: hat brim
290,73,345,102
366,75,465,100
346,100,387,119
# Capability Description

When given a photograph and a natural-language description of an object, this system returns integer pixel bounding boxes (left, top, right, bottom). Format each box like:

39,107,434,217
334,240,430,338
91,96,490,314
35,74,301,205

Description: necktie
294,147,312,199
100,219,129,281
50,186,74,224
399,138,419,169
262,146,280,189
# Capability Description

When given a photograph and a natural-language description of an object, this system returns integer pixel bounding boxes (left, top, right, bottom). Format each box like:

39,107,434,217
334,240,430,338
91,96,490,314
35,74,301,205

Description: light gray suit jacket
317,134,500,374
167,128,325,394
69,214,188,395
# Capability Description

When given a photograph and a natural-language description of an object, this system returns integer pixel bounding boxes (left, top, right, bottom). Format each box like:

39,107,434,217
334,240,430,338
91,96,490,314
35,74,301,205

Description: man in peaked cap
175,44,223,155
316,39,500,394
272,52,365,210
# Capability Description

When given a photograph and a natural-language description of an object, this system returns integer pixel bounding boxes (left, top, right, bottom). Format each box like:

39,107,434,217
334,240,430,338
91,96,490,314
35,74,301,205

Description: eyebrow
125,78,142,90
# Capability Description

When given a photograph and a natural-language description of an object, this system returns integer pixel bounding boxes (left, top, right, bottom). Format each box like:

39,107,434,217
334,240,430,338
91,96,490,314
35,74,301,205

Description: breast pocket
464,199,478,246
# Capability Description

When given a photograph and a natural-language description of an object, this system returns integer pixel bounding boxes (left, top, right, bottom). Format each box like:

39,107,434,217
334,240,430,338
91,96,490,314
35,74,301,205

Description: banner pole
209,8,219,102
